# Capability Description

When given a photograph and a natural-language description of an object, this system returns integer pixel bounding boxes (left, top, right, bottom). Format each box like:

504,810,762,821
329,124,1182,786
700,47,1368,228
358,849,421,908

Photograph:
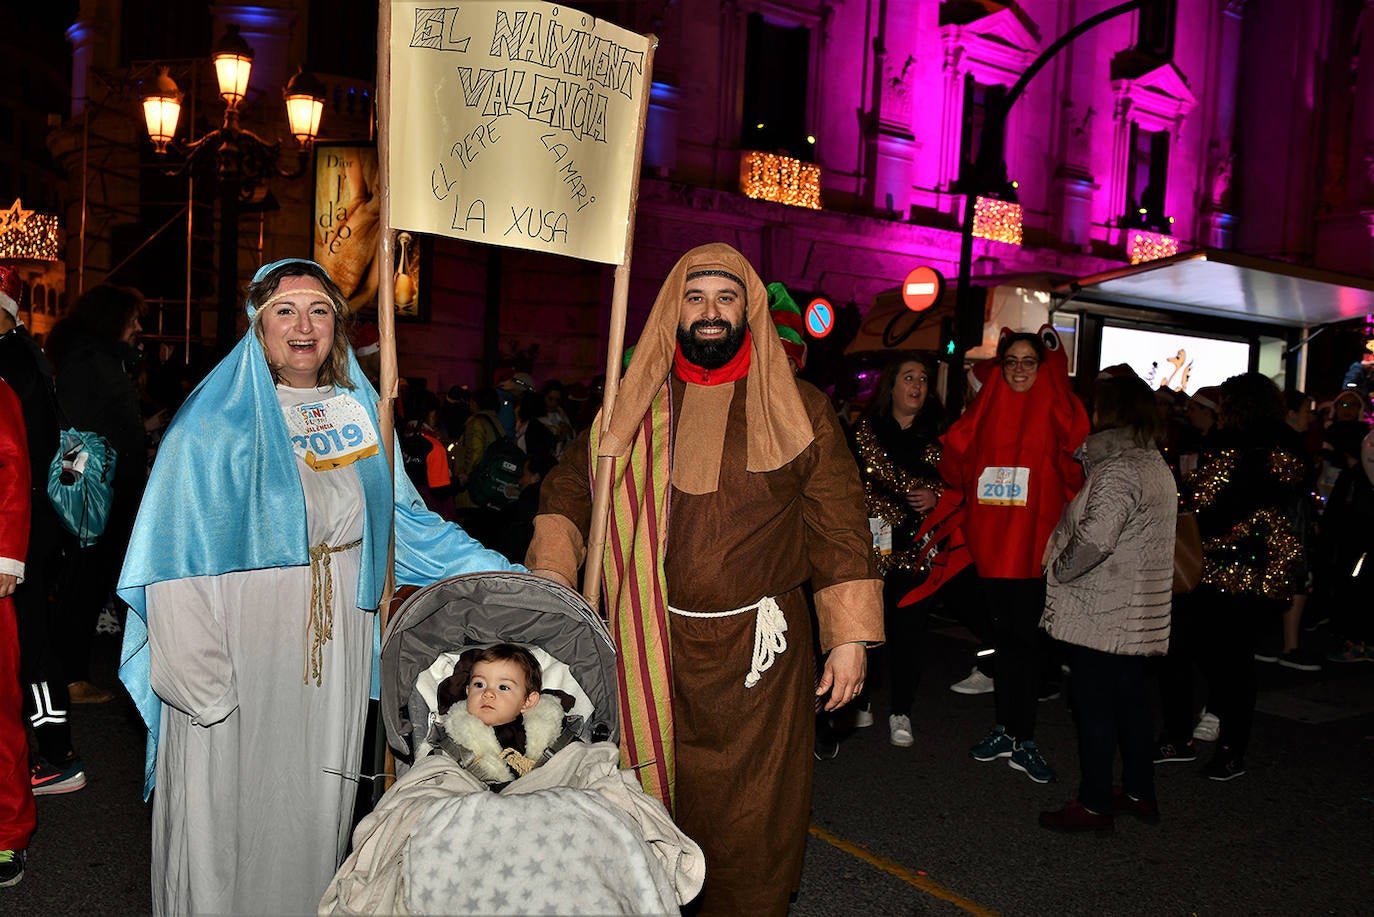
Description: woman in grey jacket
1038,374,1176,832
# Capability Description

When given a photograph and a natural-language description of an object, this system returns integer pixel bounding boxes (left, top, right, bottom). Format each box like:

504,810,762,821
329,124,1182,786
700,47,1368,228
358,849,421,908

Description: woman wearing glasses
939,328,1089,785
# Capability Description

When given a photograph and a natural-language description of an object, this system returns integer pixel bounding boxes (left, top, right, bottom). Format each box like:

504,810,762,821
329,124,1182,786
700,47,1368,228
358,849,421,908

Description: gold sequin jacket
854,414,943,576
1185,423,1306,602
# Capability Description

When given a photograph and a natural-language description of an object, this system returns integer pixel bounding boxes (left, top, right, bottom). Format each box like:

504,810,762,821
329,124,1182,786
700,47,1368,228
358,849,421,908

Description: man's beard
677,318,747,369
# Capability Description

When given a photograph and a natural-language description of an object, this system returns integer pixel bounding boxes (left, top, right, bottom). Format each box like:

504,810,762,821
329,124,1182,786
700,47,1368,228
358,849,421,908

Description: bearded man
527,243,883,914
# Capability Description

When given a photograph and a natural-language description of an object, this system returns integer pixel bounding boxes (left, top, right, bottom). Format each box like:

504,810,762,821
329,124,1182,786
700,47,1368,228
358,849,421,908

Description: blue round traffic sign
806,297,834,338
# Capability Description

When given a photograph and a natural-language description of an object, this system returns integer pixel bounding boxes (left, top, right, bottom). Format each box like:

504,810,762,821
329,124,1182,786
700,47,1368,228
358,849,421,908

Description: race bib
869,517,893,556
977,465,1030,507
283,394,380,471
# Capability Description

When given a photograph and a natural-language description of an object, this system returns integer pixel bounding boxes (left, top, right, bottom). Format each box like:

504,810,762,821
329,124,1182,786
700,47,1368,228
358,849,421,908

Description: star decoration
0,199,32,237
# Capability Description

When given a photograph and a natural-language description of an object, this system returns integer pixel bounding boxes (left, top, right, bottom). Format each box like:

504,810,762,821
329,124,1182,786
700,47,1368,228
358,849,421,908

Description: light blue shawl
117,259,518,796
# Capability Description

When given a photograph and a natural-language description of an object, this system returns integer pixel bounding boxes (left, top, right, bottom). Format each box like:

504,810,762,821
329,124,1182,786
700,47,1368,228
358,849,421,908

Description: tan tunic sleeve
797,385,884,651
525,428,593,585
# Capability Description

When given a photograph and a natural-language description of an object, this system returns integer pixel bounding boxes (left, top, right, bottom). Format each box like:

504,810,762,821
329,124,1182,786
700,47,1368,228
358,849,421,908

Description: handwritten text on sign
390,2,654,265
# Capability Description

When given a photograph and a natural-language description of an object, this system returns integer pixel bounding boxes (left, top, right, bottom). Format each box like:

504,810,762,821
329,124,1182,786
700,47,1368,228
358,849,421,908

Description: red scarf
672,330,752,385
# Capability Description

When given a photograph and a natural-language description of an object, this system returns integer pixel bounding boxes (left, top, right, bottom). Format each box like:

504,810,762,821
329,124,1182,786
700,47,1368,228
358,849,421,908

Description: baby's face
465,659,537,727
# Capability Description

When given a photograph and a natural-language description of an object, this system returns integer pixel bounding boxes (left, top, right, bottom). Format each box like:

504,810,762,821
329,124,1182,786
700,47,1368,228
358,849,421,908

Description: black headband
685,269,746,289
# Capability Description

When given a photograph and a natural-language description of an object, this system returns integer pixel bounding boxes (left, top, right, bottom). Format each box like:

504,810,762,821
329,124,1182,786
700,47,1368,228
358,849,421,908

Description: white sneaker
853,705,874,728
950,667,995,695
1192,710,1220,742
889,714,914,747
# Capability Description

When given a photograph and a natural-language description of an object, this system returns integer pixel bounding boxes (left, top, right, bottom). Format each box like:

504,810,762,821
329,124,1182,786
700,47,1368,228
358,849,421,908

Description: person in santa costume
0,376,37,887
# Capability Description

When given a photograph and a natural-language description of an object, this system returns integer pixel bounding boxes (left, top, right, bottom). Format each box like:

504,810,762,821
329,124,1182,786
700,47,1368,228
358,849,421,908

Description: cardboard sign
389,2,655,265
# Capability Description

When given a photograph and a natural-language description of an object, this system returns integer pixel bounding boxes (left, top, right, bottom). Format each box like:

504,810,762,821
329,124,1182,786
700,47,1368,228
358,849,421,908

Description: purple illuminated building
13,1,1374,396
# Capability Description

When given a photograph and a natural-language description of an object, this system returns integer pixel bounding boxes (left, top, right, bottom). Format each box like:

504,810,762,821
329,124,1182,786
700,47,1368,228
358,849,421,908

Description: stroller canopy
380,572,618,759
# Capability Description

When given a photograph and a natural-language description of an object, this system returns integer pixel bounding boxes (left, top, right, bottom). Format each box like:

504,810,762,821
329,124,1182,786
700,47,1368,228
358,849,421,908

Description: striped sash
591,383,676,810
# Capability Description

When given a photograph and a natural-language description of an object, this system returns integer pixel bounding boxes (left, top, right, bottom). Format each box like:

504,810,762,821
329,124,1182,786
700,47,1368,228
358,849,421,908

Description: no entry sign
901,266,944,312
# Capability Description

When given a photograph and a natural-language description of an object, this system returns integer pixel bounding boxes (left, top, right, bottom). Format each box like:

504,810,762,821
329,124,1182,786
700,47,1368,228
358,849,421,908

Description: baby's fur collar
440,693,566,784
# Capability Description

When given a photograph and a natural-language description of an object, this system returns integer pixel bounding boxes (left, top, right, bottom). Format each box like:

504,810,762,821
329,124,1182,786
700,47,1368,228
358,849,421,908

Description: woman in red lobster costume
939,325,1089,784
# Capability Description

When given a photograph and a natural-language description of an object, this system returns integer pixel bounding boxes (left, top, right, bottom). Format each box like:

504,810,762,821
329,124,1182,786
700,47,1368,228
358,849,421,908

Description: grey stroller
320,572,704,915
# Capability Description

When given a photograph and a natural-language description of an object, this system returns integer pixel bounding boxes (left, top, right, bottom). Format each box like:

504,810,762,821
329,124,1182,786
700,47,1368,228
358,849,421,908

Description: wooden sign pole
580,39,657,613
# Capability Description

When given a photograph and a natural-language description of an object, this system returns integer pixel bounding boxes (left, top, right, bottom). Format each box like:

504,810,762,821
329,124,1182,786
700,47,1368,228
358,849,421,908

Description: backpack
47,428,117,548
466,416,525,509
399,423,434,490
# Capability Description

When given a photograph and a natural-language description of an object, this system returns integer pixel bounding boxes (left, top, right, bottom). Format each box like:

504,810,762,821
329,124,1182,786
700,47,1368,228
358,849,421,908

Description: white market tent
1056,248,1374,328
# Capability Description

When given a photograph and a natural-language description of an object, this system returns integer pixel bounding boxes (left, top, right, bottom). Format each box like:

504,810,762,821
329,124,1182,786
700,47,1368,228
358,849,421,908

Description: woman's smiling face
1001,341,1040,394
259,275,336,387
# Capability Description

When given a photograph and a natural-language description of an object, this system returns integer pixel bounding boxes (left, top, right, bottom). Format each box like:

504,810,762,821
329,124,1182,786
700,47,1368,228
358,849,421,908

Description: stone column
1054,166,1098,253
644,82,682,177
66,0,119,117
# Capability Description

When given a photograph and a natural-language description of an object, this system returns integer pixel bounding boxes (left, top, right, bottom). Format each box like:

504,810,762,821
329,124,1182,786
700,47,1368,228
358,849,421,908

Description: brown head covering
598,243,814,483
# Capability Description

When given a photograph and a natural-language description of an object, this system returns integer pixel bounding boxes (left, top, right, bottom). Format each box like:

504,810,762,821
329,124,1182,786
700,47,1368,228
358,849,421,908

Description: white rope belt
670,596,787,689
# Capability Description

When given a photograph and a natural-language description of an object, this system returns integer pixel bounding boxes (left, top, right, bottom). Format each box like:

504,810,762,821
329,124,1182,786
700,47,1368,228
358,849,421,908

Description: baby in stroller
319,573,703,915
433,643,571,786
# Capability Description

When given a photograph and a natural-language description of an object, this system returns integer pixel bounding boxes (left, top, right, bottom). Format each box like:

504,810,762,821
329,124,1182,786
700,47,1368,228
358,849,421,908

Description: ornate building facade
27,0,1374,393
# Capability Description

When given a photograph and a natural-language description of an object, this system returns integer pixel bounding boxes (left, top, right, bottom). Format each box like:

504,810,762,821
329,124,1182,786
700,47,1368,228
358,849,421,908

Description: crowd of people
0,245,1370,907
840,338,1372,835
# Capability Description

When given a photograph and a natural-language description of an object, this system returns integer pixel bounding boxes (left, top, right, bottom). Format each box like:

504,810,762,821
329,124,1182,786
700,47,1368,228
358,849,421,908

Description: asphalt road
6,621,1372,916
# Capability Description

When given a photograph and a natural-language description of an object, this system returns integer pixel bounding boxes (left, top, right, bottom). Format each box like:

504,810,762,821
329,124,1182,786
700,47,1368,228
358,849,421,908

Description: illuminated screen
1098,325,1250,395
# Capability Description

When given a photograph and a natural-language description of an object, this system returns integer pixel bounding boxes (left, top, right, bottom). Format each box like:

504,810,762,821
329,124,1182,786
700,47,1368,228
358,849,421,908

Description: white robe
147,385,371,916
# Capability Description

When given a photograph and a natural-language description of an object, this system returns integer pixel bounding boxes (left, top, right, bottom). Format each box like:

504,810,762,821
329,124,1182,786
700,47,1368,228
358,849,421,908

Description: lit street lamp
140,25,325,352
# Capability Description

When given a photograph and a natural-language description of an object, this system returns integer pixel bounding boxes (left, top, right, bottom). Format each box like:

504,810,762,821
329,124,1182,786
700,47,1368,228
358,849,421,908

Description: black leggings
1196,591,1281,758
882,571,926,717
984,576,1050,741
15,504,73,761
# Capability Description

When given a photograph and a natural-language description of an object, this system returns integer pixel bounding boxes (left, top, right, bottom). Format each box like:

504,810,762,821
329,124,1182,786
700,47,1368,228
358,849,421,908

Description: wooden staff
581,37,658,612
375,0,397,788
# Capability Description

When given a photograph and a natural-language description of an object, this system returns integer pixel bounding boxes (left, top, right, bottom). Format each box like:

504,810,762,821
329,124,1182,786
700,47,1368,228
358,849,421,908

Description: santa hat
352,321,380,357
0,265,21,321
765,281,807,372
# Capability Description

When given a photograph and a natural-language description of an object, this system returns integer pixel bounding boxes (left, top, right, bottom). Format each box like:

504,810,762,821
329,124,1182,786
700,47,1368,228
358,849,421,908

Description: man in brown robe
527,242,883,914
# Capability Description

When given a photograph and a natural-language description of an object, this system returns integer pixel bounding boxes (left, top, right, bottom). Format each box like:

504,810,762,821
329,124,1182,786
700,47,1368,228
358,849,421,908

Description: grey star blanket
319,743,704,915
405,787,679,914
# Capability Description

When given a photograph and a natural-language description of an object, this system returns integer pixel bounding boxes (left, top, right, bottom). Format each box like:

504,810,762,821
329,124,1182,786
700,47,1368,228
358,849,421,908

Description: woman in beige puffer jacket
1037,374,1176,832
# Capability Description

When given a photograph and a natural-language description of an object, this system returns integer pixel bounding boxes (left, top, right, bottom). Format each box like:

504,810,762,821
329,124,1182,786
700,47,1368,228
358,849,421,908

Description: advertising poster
313,143,429,320
388,2,654,265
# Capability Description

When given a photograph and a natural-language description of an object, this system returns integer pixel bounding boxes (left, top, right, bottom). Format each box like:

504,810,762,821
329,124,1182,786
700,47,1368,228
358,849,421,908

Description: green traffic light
945,339,956,355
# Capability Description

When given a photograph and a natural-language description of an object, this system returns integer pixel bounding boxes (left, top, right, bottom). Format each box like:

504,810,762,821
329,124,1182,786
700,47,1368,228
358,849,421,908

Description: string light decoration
1129,229,1179,264
972,196,1023,245
0,200,60,261
740,151,822,210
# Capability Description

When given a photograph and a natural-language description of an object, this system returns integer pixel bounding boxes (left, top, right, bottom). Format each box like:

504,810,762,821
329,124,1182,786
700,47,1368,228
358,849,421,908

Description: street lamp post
948,0,1151,415
140,25,325,353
